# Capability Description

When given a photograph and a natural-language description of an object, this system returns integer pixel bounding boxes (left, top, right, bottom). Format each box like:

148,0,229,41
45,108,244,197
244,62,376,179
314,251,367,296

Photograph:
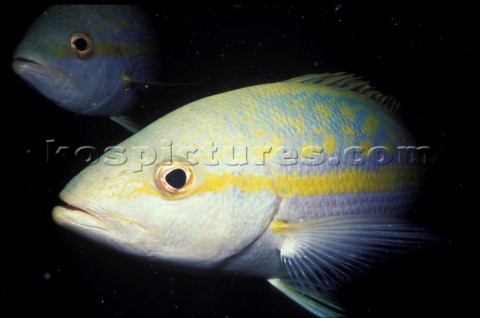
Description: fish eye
155,159,195,197
70,33,93,59
165,169,187,189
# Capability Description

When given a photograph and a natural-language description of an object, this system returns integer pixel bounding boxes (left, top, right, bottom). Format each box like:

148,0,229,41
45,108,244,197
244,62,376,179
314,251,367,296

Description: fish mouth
53,190,147,249
12,56,42,65
52,191,116,240
12,55,49,78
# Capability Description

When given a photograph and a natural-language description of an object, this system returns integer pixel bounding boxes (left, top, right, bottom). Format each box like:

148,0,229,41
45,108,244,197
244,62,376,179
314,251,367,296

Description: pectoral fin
268,278,344,317
269,216,435,317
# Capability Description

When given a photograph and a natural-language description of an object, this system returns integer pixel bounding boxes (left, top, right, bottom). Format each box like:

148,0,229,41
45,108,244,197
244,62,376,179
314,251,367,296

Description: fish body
12,5,159,117
53,74,429,316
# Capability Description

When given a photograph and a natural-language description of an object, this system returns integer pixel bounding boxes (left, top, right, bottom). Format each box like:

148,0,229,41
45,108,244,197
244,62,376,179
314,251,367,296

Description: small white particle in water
101,300,104,304
43,272,51,280
92,102,96,106
145,85,149,89
26,149,31,154
313,61,319,66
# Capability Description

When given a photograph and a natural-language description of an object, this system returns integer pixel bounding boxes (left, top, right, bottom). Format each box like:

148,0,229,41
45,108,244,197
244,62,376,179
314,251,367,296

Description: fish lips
12,55,50,81
52,190,118,243
53,190,146,251
11,55,107,114
11,55,74,108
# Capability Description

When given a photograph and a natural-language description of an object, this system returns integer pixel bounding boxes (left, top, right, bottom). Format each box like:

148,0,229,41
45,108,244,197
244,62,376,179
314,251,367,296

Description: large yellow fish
53,73,431,316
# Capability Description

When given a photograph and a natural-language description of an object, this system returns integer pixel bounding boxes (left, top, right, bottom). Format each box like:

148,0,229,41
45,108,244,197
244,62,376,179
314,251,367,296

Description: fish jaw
12,55,50,81
11,53,75,108
52,205,117,242
11,53,60,93
52,189,146,254
12,52,131,116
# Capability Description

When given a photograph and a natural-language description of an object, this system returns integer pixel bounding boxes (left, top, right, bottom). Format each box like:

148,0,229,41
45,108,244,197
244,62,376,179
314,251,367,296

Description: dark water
1,3,475,317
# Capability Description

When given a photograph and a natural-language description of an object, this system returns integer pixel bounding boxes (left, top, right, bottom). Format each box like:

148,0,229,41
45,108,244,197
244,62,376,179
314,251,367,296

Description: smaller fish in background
12,5,161,132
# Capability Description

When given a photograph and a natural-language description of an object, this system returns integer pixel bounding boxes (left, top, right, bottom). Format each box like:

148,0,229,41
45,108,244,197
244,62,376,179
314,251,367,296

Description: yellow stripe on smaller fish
53,42,160,58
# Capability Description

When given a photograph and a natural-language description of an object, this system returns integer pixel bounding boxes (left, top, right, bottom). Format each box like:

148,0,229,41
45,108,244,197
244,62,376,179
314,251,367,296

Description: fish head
53,102,280,269
12,5,159,116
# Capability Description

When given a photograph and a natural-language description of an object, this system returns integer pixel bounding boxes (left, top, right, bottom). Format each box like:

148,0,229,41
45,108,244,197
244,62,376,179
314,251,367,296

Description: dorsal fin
284,73,401,115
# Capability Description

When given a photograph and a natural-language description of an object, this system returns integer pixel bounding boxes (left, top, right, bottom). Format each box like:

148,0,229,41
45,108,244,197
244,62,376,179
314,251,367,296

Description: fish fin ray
111,116,142,133
268,278,345,317
270,216,437,315
283,73,401,115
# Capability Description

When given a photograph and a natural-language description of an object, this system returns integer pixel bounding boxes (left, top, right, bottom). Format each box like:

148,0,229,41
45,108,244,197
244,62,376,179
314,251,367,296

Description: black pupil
165,169,187,189
74,38,88,51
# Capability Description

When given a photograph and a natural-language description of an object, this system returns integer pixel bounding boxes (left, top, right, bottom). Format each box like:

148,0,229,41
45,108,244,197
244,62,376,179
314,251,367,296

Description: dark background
1,3,476,317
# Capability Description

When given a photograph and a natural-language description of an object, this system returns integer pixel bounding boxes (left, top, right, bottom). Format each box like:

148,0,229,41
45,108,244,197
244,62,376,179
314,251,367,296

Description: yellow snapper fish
53,73,431,316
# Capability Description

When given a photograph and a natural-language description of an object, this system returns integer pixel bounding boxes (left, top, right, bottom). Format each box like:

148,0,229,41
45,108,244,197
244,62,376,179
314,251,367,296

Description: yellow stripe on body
191,166,421,198
191,173,276,195
53,42,160,58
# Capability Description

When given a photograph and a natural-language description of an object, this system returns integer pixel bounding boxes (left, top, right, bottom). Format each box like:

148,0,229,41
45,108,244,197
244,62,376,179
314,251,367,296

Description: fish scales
52,74,431,317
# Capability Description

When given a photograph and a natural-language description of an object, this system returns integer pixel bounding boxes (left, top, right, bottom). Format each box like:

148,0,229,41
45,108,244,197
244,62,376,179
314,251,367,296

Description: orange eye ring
70,33,93,59
155,159,196,197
